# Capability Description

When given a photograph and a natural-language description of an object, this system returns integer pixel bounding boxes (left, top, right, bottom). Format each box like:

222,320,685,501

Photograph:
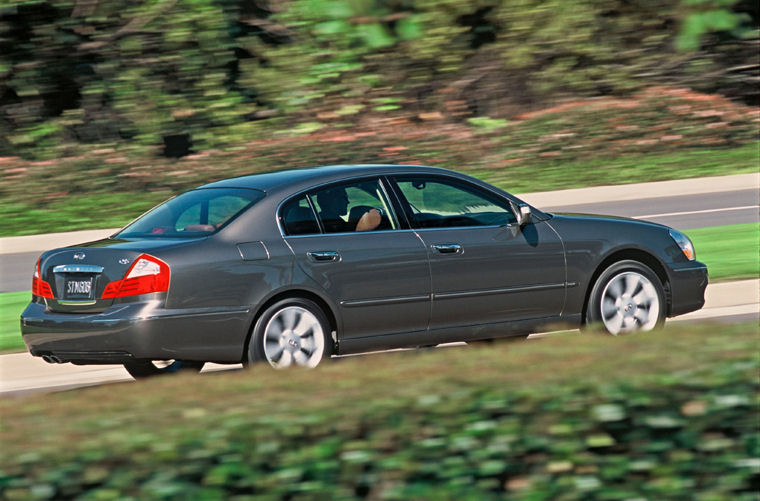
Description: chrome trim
57,300,98,306
414,223,520,232
53,264,104,273
432,243,463,254
341,294,432,308
434,283,566,300
307,251,340,262
284,228,419,239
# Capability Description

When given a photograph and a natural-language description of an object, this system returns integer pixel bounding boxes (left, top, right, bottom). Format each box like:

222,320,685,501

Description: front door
391,175,566,331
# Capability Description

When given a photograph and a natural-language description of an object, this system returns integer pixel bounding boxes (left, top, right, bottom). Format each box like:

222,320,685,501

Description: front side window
393,176,516,229
116,188,264,238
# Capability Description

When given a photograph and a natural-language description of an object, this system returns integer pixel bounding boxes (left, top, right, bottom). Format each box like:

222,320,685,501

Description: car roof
198,164,454,193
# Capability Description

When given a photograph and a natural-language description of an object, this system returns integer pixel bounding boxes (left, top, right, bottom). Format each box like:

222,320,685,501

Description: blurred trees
0,0,757,159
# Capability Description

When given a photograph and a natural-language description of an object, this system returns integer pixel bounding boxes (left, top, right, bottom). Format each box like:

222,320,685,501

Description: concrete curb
1,172,757,255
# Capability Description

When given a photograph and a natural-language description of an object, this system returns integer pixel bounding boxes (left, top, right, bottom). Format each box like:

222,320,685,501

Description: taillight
32,258,54,299
102,254,170,299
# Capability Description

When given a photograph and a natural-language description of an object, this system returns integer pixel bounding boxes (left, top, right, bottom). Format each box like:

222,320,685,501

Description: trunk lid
38,237,201,313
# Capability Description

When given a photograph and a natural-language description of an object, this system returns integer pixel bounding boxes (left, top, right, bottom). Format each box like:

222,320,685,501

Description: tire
248,298,333,369
586,260,666,335
124,360,205,379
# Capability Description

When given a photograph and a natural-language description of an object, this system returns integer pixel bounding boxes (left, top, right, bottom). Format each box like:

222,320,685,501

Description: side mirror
510,201,532,227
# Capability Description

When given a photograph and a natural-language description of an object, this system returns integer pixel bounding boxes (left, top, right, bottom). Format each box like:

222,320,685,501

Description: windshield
116,188,265,238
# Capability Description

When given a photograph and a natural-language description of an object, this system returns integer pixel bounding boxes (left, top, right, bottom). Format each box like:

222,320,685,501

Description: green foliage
1,323,758,498
676,0,754,50
1,0,756,161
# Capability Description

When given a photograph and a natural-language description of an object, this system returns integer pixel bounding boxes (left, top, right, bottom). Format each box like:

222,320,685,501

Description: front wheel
248,298,333,369
123,360,205,379
586,260,666,335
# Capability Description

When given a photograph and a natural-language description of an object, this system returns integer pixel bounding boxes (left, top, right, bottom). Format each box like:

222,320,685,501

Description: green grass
687,223,760,281
1,223,756,353
0,291,28,352
1,323,757,499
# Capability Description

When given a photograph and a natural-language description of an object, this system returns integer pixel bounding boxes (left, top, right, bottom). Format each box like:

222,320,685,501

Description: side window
394,176,516,229
311,178,398,234
281,195,320,236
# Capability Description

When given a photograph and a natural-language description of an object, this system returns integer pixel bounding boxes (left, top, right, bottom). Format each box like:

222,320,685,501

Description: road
1,173,758,395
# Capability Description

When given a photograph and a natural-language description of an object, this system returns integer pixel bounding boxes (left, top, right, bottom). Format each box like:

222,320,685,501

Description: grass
1,223,756,354
0,291,27,352
686,223,760,281
1,322,757,499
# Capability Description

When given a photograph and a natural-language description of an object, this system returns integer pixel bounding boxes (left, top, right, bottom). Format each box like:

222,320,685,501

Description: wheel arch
582,249,672,324
241,289,339,362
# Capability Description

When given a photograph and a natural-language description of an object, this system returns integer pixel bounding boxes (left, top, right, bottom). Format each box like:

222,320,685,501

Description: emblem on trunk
119,258,131,265
73,252,86,260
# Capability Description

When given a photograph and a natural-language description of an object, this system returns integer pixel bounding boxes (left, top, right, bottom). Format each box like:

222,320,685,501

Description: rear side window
116,188,264,238
280,196,320,236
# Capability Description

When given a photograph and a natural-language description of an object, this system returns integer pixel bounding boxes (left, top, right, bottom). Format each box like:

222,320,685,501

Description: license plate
65,278,93,299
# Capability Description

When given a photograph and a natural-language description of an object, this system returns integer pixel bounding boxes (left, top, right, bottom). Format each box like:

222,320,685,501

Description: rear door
390,175,566,330
281,177,431,341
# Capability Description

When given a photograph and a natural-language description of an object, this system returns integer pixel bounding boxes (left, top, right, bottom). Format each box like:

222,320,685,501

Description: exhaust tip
42,355,53,364
50,355,62,364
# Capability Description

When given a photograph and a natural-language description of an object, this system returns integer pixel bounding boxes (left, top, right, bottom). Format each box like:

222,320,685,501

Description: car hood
549,212,670,230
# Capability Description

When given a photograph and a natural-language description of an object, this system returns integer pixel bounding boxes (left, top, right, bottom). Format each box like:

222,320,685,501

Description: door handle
432,244,462,254
307,251,340,262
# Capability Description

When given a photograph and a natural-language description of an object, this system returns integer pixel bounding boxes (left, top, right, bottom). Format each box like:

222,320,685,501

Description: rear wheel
123,360,205,379
248,298,333,369
586,260,666,335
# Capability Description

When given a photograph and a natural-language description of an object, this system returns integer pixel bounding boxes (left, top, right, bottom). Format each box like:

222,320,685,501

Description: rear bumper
668,261,709,317
21,300,251,364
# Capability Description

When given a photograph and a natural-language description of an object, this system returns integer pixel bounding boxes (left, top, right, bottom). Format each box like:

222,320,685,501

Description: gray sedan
21,165,707,377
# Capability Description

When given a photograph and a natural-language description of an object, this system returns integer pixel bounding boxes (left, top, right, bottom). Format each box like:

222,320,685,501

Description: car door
280,177,432,345
390,174,566,331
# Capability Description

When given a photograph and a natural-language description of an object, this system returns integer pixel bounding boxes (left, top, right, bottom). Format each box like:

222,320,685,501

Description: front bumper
668,261,709,317
21,300,251,364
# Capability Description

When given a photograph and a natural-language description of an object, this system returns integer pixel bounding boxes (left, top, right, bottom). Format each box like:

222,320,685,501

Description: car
21,165,707,377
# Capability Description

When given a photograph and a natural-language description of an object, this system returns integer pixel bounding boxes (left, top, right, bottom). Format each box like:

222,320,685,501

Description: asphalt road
541,188,759,230
1,180,758,293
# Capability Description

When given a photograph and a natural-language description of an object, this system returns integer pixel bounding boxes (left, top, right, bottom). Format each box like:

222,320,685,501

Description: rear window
116,188,265,238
